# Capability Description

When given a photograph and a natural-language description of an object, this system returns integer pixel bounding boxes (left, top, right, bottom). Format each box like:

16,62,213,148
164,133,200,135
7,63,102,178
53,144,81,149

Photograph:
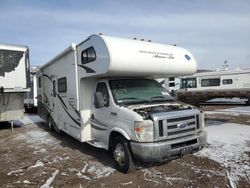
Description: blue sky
1,0,250,69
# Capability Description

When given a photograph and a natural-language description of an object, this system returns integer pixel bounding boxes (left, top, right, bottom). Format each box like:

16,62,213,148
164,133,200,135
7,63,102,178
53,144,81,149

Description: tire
47,115,54,131
111,136,135,173
247,98,250,106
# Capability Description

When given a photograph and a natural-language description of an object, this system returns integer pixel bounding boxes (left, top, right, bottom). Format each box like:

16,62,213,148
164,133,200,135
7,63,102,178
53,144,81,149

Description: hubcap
113,143,125,166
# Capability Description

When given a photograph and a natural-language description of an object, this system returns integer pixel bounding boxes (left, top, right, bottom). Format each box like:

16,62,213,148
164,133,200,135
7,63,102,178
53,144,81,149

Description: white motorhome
0,43,30,125
177,69,250,105
37,34,207,173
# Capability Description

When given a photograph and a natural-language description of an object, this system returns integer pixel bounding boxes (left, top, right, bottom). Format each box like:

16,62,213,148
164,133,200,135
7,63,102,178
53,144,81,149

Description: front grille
156,114,198,140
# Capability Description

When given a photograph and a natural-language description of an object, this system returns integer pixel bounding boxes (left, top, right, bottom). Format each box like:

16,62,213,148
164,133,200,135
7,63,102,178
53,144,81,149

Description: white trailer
0,43,30,124
24,66,39,112
37,34,207,172
177,69,250,105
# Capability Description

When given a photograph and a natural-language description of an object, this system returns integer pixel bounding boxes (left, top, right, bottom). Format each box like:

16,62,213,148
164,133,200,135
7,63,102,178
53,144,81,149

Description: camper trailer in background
37,34,207,173
24,66,39,112
177,69,250,105
0,43,30,125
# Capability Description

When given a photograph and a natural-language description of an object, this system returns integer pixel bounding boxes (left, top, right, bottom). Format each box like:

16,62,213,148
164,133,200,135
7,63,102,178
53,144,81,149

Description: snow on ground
40,169,59,188
15,130,52,145
75,161,115,180
141,168,191,186
13,115,44,127
196,121,250,187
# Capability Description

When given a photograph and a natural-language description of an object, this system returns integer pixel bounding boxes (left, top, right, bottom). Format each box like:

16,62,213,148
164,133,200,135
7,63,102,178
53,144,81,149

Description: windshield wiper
150,96,166,99
118,97,150,104
150,96,174,102
119,97,143,100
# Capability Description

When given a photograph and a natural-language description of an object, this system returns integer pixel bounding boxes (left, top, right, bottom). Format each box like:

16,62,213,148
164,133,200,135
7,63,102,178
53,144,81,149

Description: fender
109,127,131,141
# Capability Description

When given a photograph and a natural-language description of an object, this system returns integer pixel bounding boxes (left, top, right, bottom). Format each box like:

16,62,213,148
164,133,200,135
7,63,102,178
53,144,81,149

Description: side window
222,79,233,85
169,82,175,87
169,77,175,81
181,78,197,88
38,76,42,88
96,82,110,107
53,80,56,97
58,77,67,92
201,78,220,87
81,47,96,64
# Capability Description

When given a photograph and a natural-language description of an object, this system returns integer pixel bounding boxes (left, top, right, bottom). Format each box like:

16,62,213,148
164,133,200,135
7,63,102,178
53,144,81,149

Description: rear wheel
47,115,54,131
47,115,60,132
111,136,135,173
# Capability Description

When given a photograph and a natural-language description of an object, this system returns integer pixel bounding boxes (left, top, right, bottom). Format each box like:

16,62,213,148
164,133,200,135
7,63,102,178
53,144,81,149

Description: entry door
91,82,111,144
51,78,58,125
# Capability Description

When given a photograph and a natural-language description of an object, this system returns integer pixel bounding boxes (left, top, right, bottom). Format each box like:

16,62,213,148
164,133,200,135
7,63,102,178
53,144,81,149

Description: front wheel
111,137,135,173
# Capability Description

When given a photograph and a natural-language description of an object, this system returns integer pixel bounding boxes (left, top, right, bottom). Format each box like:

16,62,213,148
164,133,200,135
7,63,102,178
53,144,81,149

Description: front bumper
130,131,207,162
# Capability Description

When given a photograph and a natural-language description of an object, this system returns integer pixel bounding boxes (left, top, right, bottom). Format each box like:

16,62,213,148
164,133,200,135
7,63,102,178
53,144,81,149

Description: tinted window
169,82,175,87
58,77,67,92
81,47,96,64
222,79,233,85
53,80,56,97
181,78,197,88
169,77,175,81
38,76,42,88
96,83,109,107
201,78,220,87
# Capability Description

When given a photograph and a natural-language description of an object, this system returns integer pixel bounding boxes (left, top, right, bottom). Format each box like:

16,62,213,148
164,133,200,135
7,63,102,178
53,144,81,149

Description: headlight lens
134,120,154,142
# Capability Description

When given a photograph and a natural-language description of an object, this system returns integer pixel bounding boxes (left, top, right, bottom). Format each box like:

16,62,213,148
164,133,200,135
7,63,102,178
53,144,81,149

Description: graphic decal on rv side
91,118,109,128
42,74,52,82
41,74,81,127
60,102,81,126
0,49,24,77
91,118,109,131
78,64,96,73
91,124,107,131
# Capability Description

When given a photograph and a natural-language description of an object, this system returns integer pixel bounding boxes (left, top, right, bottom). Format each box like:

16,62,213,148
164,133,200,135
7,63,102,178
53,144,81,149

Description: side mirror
94,92,106,108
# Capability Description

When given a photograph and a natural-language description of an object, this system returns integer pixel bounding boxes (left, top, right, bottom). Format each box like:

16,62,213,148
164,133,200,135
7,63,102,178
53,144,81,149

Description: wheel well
109,131,126,150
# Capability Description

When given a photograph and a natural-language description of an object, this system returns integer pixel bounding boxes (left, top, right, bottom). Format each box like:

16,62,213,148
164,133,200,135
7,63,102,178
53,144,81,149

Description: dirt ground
0,105,249,188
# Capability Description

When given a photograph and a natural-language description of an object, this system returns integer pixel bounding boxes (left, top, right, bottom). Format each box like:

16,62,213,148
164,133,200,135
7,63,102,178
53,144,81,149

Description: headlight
134,120,154,142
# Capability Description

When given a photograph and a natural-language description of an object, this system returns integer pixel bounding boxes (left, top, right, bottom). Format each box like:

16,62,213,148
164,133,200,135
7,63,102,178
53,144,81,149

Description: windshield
109,79,173,105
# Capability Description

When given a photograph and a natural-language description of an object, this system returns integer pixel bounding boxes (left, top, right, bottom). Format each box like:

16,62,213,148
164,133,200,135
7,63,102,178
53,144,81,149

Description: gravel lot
0,105,249,188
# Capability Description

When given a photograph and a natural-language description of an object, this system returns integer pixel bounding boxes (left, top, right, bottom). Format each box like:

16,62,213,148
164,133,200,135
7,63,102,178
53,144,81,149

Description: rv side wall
37,49,83,140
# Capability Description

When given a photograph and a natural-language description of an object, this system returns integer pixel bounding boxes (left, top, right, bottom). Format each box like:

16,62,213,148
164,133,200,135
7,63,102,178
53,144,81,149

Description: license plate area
180,147,193,157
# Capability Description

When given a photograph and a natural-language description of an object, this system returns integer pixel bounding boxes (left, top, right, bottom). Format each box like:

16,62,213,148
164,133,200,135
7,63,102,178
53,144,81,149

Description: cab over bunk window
222,79,233,85
58,77,67,92
201,78,220,87
181,78,197,89
53,80,56,97
81,47,96,64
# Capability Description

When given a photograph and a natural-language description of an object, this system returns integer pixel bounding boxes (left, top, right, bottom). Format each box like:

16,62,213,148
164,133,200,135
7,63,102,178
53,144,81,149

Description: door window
95,83,110,107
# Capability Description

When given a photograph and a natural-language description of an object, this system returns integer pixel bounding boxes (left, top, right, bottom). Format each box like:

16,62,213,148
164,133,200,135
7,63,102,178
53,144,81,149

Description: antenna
222,60,228,71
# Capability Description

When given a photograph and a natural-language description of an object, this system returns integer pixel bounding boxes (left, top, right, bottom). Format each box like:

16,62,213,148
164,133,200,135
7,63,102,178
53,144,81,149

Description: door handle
111,112,117,116
91,114,94,120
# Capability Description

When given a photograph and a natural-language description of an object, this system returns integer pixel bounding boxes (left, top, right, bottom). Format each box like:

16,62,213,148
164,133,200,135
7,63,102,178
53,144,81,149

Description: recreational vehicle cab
37,34,207,172
0,43,30,126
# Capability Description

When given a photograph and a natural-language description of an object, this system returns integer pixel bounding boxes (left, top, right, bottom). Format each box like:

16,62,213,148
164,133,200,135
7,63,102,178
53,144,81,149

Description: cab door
91,82,112,145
